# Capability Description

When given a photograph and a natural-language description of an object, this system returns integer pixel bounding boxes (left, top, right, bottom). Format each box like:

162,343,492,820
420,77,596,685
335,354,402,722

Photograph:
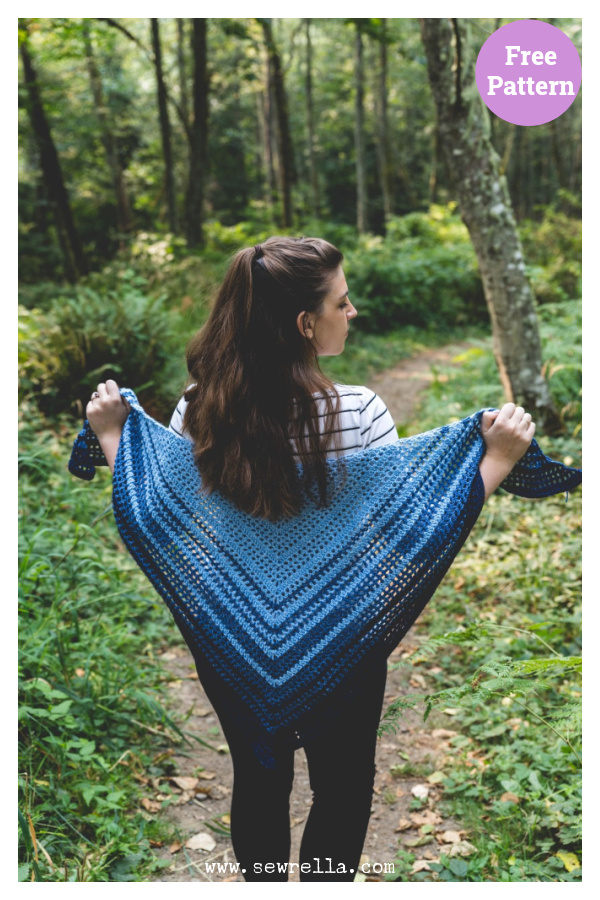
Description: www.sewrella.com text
204,858,396,877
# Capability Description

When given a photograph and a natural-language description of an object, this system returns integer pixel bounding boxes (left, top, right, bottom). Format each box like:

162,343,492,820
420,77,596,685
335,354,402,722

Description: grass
18,402,189,882
381,300,581,882
18,285,581,881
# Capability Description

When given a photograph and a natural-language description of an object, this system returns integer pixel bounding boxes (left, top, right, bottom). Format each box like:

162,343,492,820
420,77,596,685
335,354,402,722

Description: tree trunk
176,19,190,130
354,27,367,234
258,18,294,228
263,57,277,209
304,19,320,219
82,22,133,237
151,18,177,233
420,17,560,432
429,125,439,204
19,29,87,281
185,19,209,249
376,20,392,225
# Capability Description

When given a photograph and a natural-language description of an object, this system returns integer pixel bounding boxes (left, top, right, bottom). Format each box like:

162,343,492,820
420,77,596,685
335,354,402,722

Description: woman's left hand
87,380,130,438
86,380,130,474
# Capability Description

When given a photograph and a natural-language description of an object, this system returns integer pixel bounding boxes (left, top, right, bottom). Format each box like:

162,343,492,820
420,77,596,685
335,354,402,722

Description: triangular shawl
69,390,581,766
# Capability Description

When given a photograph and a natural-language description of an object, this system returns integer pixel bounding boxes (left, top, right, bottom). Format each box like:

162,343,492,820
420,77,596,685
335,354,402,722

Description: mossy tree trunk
420,18,561,432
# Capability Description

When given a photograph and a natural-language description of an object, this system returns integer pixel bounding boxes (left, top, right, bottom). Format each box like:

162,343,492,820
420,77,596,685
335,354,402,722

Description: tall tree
150,18,177,233
304,19,320,219
19,22,88,281
185,18,209,248
354,25,368,233
82,21,133,237
257,18,295,228
420,18,560,431
261,53,277,211
376,19,392,225
176,18,190,130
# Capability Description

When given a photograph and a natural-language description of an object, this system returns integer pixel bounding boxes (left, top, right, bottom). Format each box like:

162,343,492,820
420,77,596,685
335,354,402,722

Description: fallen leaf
141,797,161,813
411,860,431,873
404,835,434,848
431,729,457,739
221,814,231,825
422,850,440,861
410,810,442,827
395,788,406,799
429,667,442,674
185,832,217,852
427,771,445,784
411,784,429,800
556,851,580,873
160,651,178,661
184,672,200,680
395,818,412,832
442,708,459,716
197,771,217,781
500,792,520,804
171,776,199,791
447,840,476,858
168,842,182,854
437,830,462,844
410,674,427,689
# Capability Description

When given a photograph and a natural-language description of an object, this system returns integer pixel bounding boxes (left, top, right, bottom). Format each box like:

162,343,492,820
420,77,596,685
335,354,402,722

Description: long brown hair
183,236,345,521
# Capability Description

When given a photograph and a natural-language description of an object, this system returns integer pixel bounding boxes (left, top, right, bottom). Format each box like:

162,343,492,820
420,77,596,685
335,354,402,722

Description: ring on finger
91,391,100,399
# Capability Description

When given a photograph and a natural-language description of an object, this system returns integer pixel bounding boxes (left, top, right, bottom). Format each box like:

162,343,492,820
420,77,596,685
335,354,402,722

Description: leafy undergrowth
381,301,582,882
18,403,191,882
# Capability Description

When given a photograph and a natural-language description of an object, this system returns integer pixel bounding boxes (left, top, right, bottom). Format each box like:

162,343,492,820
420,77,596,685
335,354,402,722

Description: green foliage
18,271,185,419
411,298,581,435
381,304,581,882
18,402,186,881
344,206,486,333
538,301,582,430
520,203,582,304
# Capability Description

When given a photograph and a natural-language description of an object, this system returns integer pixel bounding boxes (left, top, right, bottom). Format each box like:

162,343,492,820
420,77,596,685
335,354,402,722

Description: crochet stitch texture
69,389,581,765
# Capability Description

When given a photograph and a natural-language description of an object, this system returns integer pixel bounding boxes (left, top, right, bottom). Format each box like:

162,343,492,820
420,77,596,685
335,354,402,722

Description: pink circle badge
475,20,581,126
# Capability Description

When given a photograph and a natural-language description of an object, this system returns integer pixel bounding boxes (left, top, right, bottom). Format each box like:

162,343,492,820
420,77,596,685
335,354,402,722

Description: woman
85,236,539,882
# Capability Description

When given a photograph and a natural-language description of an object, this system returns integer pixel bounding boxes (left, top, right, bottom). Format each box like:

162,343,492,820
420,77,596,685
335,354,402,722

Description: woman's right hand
479,403,535,501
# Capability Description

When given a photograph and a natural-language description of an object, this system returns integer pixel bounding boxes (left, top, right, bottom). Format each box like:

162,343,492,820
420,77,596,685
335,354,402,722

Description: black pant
203,659,388,882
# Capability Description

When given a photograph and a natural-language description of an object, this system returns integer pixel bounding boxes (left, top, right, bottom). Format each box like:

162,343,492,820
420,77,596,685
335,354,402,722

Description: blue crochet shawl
69,390,581,766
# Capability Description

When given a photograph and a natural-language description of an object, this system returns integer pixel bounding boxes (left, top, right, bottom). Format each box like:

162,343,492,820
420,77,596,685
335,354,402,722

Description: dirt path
150,343,474,883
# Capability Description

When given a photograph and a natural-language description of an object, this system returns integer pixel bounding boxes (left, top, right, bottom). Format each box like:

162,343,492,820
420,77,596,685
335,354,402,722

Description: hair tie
253,244,263,259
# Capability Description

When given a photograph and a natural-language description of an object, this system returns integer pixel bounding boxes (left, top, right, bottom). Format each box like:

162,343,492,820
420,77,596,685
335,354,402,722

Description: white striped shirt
168,384,399,459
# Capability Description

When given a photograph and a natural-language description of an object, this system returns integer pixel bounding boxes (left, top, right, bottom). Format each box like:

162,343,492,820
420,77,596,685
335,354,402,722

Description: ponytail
184,236,344,521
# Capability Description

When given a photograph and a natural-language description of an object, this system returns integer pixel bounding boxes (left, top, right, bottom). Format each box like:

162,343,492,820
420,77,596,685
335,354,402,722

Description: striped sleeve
358,389,399,450
169,397,193,442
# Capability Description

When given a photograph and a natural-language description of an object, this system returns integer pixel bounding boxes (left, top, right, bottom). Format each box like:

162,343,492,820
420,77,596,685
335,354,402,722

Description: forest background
18,17,582,883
